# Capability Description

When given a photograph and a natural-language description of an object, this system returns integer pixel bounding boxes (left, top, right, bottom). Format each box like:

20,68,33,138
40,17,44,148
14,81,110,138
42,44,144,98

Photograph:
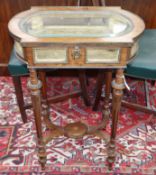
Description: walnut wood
12,76,27,123
64,122,87,138
38,70,55,130
47,90,81,103
93,70,105,111
8,6,144,170
24,104,31,109
24,47,47,170
12,42,139,69
93,70,112,111
38,71,47,97
23,90,82,109
43,90,82,130
102,70,112,128
108,69,125,170
122,100,156,115
78,70,91,106
68,47,86,67
43,118,109,144
43,128,64,144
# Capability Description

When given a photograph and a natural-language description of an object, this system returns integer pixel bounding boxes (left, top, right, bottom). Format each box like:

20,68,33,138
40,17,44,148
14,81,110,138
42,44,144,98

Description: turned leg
78,70,91,106
28,69,46,170
12,76,27,123
108,69,125,170
102,70,112,129
38,70,57,130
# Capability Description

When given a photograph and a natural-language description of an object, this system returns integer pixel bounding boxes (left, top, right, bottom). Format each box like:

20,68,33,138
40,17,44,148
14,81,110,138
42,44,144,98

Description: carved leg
102,70,112,129
28,69,46,170
78,70,91,106
108,69,125,170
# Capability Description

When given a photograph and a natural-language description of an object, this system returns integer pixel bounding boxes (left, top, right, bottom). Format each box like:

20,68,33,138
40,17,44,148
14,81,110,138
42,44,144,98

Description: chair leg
12,76,27,123
122,80,156,115
144,80,150,108
122,100,156,115
93,70,112,112
151,80,155,86
93,70,105,111
78,70,91,106
93,71,156,115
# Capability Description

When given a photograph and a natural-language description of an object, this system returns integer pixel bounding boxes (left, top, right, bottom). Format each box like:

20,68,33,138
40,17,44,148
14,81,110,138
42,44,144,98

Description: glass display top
19,10,134,38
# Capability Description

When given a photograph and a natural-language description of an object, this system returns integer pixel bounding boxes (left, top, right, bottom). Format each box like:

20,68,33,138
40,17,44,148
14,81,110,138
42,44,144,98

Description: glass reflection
19,10,133,38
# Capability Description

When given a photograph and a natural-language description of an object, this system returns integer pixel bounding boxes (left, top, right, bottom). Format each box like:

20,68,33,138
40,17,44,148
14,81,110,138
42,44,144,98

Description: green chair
8,50,29,123
93,29,156,115
122,29,156,114
126,29,156,80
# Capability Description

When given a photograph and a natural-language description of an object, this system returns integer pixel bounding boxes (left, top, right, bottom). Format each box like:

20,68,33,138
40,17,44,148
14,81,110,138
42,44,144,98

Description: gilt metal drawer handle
72,46,81,60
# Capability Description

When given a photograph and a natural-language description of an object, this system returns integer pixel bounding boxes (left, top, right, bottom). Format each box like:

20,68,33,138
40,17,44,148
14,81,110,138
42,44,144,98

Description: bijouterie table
8,6,145,170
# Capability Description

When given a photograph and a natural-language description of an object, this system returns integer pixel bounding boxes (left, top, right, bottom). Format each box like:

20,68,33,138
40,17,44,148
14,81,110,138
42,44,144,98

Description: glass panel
33,48,67,63
86,48,120,63
19,10,133,38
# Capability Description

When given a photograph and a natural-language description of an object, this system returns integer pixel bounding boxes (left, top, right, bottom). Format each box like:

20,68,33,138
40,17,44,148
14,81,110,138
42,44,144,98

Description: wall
106,0,156,28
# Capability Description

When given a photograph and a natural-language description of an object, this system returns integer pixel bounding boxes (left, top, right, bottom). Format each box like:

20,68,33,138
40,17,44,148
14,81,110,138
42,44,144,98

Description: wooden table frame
8,6,145,170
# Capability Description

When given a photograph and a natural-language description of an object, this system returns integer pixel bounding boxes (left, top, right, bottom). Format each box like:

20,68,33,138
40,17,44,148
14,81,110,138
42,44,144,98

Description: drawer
14,42,138,68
